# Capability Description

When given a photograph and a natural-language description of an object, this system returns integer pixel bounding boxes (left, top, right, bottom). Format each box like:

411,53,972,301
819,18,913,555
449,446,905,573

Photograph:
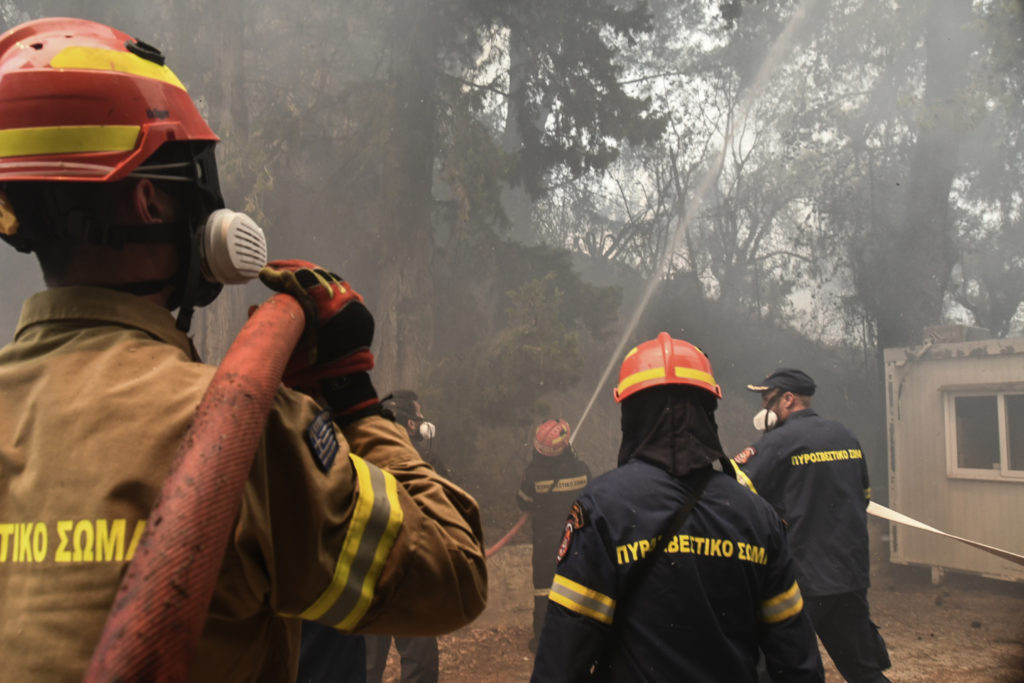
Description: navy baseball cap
746,368,816,396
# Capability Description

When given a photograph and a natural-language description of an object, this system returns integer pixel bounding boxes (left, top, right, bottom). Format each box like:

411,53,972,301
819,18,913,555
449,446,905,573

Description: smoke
0,248,43,339
571,0,824,444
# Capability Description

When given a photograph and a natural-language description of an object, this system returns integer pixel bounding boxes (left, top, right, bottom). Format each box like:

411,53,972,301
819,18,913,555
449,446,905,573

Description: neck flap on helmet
617,385,725,478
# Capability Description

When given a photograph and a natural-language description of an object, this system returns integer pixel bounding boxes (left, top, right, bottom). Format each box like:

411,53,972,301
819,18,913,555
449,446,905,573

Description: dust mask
753,392,783,432
415,420,437,442
753,408,778,432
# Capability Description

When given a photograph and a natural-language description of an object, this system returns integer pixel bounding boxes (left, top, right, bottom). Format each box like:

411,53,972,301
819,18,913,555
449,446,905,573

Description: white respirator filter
418,421,437,441
200,209,268,284
752,408,778,432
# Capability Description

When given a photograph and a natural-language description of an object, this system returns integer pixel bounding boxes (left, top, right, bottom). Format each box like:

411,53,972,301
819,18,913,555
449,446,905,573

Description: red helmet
0,17,218,183
613,332,722,402
533,419,571,457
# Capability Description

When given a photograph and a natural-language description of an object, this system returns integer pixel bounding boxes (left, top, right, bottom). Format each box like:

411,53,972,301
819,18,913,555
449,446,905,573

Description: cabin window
946,391,1024,480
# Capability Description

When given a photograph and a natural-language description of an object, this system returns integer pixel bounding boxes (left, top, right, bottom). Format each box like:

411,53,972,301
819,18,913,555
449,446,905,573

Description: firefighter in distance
516,418,592,651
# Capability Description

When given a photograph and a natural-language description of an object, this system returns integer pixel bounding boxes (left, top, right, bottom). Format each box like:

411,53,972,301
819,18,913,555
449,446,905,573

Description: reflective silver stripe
549,574,615,624
759,580,804,624
296,454,404,629
551,475,588,492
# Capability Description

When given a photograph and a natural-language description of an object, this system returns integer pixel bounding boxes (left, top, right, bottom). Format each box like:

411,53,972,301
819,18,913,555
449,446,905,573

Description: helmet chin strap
174,227,204,331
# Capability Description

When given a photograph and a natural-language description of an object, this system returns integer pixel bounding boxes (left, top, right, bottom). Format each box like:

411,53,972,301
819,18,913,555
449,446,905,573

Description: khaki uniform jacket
0,287,487,682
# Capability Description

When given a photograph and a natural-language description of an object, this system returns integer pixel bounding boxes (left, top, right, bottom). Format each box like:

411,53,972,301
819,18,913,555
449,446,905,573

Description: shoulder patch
305,409,340,473
556,501,586,565
734,446,756,465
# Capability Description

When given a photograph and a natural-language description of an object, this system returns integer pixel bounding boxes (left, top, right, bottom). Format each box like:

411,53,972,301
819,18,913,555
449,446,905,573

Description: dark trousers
364,634,439,683
528,532,561,647
297,622,366,683
804,591,891,683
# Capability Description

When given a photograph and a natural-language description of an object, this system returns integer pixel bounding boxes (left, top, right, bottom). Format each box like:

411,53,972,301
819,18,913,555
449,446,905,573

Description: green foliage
488,274,583,422
436,92,512,241
950,212,1024,337
451,0,667,197
431,241,620,432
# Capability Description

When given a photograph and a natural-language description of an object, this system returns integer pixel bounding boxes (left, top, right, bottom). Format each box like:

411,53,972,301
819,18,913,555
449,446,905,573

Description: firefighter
363,391,443,683
0,18,486,682
531,333,823,681
382,390,443,475
516,418,591,651
737,368,891,682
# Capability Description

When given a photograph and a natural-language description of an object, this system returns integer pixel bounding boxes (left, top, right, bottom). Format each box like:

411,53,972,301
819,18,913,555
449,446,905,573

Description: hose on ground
486,512,530,558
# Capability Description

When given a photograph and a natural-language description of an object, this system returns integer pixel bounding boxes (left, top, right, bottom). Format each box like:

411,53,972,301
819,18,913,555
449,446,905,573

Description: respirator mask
752,408,778,432
198,208,268,286
171,207,267,330
752,392,782,432
412,418,437,442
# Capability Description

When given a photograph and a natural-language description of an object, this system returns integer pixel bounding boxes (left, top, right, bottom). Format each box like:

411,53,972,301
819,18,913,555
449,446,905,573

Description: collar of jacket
16,285,193,356
783,407,817,423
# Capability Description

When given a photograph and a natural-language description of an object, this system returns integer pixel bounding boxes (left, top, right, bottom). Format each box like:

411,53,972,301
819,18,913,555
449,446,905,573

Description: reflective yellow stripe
864,487,871,501
673,366,716,387
617,365,717,395
0,125,140,158
760,581,803,624
295,453,404,629
51,46,186,90
731,461,758,494
549,574,615,624
617,367,666,395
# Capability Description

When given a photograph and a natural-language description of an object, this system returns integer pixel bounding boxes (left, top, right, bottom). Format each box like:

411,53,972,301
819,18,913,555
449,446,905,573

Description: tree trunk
873,2,972,349
372,0,438,391
500,18,537,244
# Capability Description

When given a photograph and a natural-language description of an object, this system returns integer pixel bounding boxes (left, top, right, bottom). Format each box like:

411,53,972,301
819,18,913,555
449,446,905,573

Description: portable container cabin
883,325,1024,583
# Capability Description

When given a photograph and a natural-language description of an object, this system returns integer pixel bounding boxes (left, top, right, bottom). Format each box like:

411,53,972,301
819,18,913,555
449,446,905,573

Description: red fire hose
85,293,305,682
485,512,530,558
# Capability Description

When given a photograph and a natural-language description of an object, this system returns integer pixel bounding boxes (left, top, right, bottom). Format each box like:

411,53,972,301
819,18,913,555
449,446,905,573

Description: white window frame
943,389,1024,482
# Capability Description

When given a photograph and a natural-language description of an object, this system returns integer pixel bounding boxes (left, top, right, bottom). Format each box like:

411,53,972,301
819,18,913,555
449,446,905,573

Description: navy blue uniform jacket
740,408,871,597
517,449,591,584
530,460,823,682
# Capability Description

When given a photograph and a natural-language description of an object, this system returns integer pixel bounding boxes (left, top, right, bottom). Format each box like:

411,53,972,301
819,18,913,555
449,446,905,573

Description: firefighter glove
259,259,379,423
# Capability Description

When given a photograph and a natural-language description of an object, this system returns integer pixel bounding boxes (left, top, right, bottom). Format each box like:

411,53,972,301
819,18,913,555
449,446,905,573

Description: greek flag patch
306,409,339,473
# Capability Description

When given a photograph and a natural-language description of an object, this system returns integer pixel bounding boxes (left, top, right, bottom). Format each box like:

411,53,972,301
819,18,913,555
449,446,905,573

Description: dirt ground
378,519,1024,682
